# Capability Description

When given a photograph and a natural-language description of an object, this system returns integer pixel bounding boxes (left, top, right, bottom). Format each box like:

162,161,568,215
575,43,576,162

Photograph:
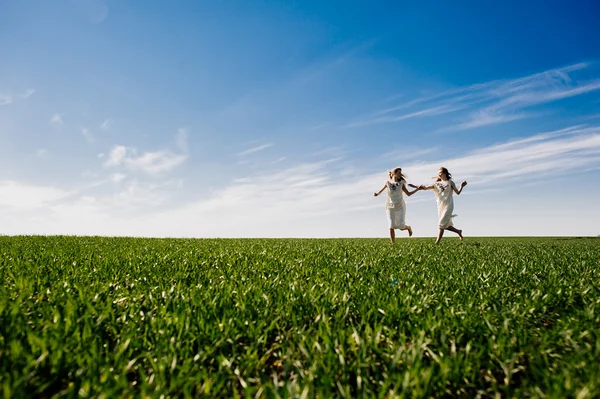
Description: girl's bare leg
435,228,444,244
389,228,396,244
446,226,463,241
400,225,413,237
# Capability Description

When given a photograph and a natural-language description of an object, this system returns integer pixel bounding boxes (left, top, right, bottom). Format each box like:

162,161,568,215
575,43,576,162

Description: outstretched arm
403,185,420,197
451,180,467,195
409,183,434,190
373,184,387,197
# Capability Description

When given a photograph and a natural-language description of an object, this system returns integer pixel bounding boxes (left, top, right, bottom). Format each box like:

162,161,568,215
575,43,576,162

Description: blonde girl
420,167,467,244
374,167,421,244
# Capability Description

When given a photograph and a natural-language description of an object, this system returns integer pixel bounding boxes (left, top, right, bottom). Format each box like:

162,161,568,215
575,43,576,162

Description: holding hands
409,184,428,190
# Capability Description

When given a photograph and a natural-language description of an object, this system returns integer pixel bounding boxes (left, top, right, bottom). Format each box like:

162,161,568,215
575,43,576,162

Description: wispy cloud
404,124,600,185
0,181,69,210
104,145,187,175
175,128,188,152
0,94,12,106
345,62,600,132
2,123,599,237
100,119,111,130
156,123,600,235
379,147,438,163
36,149,49,159
237,143,274,156
0,89,36,105
21,89,36,98
110,173,126,183
82,128,95,143
104,129,188,175
344,104,464,128
441,111,531,132
50,113,64,125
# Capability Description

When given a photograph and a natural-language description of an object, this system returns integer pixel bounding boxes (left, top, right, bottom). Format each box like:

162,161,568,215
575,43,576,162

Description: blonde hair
436,167,452,181
388,167,406,181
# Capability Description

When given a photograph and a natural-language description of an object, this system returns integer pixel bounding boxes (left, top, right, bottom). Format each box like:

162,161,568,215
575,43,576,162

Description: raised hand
461,181,468,188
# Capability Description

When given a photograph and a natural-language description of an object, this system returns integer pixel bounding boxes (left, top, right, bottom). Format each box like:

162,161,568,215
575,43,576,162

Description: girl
374,167,421,244
419,167,467,244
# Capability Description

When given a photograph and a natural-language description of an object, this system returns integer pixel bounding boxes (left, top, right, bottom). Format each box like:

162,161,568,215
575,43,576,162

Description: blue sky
1,0,600,237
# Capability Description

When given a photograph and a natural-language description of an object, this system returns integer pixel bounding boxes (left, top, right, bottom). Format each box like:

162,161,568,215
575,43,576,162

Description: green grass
1,236,599,398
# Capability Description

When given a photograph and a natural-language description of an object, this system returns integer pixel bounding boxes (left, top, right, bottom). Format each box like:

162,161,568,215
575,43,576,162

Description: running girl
374,167,421,244
420,167,467,244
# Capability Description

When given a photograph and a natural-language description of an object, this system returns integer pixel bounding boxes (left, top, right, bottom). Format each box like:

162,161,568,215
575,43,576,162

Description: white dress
385,180,406,229
432,179,457,228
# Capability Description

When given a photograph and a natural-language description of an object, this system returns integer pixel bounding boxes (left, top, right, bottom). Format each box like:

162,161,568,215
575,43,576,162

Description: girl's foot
407,226,413,237
458,230,463,241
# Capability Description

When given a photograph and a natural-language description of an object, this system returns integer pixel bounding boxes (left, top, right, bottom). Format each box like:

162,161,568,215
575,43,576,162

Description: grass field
1,236,599,398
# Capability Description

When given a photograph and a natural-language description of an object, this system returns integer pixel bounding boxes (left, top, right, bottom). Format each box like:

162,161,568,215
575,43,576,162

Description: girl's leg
446,226,464,241
389,228,396,244
435,228,444,244
400,226,413,237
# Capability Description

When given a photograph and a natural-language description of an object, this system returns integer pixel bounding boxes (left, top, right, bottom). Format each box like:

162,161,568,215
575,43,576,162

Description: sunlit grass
1,236,599,398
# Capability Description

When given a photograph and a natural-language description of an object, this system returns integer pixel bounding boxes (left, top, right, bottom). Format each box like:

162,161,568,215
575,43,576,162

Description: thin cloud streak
100,119,111,130
21,89,36,98
50,114,64,125
346,62,600,132
238,143,274,156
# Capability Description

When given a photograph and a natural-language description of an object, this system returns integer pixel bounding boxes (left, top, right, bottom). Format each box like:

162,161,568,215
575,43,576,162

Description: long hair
436,167,452,182
388,167,406,182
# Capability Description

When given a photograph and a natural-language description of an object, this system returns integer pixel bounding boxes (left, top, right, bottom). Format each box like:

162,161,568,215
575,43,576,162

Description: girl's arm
402,184,420,197
451,180,467,195
409,183,433,190
373,184,387,197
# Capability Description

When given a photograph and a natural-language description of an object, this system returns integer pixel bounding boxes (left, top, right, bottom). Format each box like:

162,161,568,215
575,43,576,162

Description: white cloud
379,147,438,162
0,89,35,105
347,62,600,132
21,89,36,98
103,129,188,174
50,114,64,125
104,145,128,166
100,119,111,130
446,111,531,131
2,122,600,237
110,173,126,183
104,146,187,175
238,143,274,156
0,94,12,106
82,128,95,143
344,104,465,128
0,181,69,210
175,128,188,152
